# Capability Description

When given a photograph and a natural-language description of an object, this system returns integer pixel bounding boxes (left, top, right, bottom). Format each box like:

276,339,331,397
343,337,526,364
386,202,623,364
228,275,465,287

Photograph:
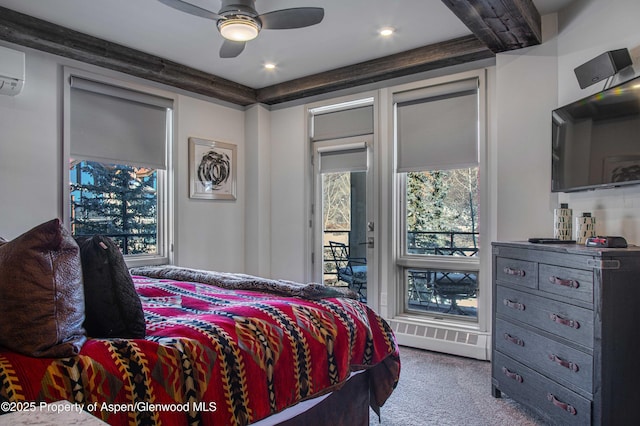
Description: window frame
397,169,480,321
391,69,488,324
62,68,174,267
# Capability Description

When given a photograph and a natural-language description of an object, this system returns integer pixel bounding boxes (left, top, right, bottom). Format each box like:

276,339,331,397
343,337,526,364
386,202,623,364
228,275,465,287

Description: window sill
125,255,169,269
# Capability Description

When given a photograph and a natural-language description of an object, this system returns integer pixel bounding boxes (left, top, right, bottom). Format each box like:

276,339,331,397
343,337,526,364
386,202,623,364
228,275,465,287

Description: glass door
313,136,373,303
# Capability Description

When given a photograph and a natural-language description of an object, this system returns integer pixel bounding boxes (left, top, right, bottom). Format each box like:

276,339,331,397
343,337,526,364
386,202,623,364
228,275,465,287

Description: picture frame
189,137,237,200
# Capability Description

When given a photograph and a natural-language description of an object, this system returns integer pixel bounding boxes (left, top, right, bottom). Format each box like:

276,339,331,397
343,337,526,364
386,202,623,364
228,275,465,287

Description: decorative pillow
0,218,86,357
75,235,146,339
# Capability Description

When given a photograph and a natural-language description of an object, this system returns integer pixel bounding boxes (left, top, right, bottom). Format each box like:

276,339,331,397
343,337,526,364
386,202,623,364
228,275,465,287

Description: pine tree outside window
69,162,159,255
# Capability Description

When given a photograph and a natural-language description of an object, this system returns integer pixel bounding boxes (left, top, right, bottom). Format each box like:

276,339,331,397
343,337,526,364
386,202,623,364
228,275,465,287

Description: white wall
493,14,559,241
0,52,61,237
0,45,247,271
244,104,271,277
554,0,640,244
174,95,245,271
268,106,308,282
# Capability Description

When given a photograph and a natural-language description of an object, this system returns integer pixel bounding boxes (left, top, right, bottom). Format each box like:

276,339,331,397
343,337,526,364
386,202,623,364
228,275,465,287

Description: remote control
528,238,576,244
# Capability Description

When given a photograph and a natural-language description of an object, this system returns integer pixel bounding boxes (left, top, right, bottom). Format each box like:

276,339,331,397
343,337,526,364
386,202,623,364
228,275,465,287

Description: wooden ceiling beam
0,6,257,106
440,0,541,53
256,35,494,105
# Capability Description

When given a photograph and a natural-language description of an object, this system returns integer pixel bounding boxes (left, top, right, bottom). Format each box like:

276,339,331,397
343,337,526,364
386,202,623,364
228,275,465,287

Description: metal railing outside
407,230,479,257
322,230,350,285
322,230,479,284
73,232,156,255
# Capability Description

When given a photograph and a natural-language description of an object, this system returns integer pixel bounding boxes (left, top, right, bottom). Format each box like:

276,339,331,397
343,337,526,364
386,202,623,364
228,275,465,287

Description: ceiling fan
157,0,325,58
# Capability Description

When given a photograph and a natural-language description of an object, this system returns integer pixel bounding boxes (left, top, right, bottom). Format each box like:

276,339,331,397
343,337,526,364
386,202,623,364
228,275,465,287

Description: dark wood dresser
491,241,640,425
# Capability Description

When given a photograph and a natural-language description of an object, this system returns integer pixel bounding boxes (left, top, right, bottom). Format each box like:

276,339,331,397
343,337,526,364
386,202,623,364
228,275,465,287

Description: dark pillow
75,235,146,339
0,218,86,357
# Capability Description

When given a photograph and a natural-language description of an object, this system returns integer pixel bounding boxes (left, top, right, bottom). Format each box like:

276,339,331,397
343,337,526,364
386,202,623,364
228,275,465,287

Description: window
402,169,479,318
66,73,173,262
405,169,479,258
394,76,481,320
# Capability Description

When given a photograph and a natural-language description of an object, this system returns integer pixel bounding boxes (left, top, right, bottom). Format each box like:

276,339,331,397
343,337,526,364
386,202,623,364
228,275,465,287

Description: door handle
358,237,375,249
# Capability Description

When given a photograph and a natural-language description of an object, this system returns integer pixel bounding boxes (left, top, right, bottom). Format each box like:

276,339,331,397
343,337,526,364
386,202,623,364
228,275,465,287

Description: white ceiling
0,0,575,89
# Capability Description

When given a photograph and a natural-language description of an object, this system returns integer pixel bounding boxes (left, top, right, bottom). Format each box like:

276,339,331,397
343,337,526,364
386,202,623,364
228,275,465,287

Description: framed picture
189,137,237,200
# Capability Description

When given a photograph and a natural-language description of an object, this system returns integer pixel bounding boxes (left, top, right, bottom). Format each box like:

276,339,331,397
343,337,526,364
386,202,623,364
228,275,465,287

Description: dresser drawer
495,318,593,393
496,286,594,349
493,352,591,426
538,264,593,305
495,257,537,289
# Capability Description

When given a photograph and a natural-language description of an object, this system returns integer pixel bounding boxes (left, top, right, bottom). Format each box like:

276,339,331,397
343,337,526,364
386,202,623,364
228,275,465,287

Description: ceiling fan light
219,18,260,42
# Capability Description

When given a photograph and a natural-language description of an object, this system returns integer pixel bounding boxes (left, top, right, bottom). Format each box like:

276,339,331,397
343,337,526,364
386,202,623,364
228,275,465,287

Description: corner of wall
244,105,272,277
493,13,558,242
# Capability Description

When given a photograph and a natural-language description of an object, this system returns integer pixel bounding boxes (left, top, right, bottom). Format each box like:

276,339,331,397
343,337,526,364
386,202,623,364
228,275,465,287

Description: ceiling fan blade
259,7,324,30
220,40,246,58
157,0,222,20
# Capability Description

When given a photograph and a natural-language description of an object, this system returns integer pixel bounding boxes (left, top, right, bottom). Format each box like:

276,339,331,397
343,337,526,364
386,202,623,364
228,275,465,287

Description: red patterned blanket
0,273,400,425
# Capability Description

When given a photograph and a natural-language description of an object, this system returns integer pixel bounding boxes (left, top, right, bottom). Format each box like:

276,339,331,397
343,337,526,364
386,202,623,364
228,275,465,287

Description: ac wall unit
0,45,25,96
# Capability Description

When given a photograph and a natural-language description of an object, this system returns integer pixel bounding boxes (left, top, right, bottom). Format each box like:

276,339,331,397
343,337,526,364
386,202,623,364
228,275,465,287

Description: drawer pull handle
549,313,580,329
547,393,577,415
502,366,523,383
549,353,579,372
503,333,524,346
503,299,525,311
504,267,525,277
549,276,579,289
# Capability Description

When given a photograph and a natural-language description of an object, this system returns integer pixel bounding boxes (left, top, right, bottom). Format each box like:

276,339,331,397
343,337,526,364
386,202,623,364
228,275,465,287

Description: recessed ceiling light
379,27,394,37
264,63,276,70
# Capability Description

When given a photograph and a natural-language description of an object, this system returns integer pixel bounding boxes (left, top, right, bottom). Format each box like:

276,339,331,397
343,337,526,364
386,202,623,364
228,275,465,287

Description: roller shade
313,105,374,141
318,143,368,173
395,78,478,172
69,76,173,170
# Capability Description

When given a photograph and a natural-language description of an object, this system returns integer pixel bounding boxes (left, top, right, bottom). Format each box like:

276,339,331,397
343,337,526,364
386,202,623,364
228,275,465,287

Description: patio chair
407,270,440,309
433,271,478,315
328,241,367,302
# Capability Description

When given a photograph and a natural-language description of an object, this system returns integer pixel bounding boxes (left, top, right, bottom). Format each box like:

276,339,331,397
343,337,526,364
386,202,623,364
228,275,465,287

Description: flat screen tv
552,75,640,192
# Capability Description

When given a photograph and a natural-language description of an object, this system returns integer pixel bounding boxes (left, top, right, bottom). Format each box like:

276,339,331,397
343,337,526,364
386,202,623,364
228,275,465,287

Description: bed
0,220,400,426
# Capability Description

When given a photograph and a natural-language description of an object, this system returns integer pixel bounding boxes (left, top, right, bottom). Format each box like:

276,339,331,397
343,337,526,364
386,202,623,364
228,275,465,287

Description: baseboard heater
389,319,490,361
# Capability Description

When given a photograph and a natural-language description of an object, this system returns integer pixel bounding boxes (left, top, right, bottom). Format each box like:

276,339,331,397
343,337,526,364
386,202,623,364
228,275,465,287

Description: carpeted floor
370,346,546,425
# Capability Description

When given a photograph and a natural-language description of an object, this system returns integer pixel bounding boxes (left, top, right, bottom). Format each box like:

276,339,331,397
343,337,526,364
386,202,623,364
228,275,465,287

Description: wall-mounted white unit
0,45,25,96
